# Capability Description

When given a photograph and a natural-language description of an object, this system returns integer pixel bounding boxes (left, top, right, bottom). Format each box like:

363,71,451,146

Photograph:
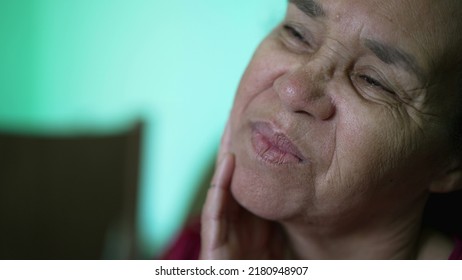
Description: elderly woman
164,0,462,259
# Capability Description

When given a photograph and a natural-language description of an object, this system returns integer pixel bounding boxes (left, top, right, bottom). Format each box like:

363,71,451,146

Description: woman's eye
283,25,308,45
359,75,395,95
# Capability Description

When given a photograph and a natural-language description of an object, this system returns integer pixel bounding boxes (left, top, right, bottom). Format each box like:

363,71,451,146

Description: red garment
449,236,462,260
161,220,462,260
161,219,201,260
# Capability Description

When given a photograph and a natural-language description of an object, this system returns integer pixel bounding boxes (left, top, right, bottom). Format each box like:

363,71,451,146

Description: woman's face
228,0,462,227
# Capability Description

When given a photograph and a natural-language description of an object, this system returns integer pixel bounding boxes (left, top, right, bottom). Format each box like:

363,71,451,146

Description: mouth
250,121,306,165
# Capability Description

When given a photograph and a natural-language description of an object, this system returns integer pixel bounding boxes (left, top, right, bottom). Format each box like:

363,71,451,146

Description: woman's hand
199,124,286,259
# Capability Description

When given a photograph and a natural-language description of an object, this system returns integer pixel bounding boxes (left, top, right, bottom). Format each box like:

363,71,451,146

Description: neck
281,201,426,259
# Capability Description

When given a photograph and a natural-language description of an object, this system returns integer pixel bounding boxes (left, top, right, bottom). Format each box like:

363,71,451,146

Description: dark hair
423,190,462,236
423,62,462,236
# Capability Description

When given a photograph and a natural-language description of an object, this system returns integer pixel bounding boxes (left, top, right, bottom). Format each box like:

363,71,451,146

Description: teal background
0,0,285,258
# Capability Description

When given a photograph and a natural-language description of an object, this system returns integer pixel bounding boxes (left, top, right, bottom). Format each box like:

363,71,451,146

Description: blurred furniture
0,123,142,259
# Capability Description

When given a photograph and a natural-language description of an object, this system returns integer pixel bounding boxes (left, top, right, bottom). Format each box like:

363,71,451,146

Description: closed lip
250,121,306,163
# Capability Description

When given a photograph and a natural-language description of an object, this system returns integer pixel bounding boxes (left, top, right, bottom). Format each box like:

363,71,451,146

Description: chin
230,161,312,221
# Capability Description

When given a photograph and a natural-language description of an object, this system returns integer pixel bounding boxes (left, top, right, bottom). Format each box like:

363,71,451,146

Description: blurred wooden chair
0,123,142,259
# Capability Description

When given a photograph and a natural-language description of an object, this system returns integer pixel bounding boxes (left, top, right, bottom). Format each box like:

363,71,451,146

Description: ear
429,157,462,193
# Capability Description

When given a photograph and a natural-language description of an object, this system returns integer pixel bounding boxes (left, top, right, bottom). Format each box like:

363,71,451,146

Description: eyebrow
288,0,326,17
364,39,426,83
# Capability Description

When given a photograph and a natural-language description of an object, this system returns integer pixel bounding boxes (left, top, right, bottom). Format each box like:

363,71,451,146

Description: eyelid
280,22,315,52
351,69,397,96
283,25,307,42
359,74,395,94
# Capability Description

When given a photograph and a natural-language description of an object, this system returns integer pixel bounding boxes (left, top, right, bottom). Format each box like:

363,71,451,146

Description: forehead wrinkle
364,39,427,85
288,0,326,18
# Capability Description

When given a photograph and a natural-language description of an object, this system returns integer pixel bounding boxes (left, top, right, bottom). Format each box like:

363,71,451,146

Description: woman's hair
425,69,462,234
423,190,462,235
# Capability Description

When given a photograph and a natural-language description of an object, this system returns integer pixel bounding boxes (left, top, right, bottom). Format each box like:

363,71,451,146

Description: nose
274,63,335,120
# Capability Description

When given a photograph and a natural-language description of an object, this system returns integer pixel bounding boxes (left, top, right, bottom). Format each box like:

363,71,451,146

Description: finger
201,153,235,257
211,152,234,191
216,121,232,165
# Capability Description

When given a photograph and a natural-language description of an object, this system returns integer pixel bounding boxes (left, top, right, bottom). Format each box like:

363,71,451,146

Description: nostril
305,96,336,120
294,110,314,118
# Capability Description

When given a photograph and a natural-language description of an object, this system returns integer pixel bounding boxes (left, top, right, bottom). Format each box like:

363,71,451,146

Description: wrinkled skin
201,0,462,259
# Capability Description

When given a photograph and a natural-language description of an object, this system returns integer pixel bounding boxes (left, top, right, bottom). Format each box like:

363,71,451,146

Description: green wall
0,1,38,128
0,0,285,258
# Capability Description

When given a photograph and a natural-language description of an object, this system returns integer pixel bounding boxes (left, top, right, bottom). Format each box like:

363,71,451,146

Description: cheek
302,99,384,201
231,58,274,115
343,111,405,176
327,104,429,200
229,38,290,126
